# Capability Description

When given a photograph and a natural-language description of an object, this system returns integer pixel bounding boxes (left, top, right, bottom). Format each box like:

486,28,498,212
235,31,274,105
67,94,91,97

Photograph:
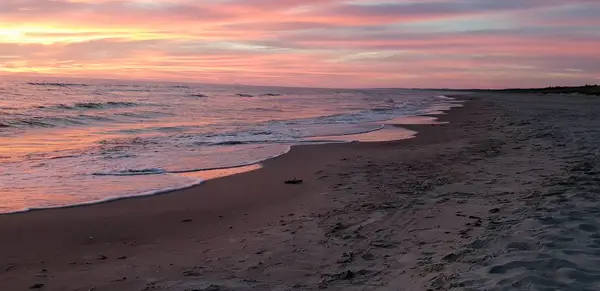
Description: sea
0,77,461,213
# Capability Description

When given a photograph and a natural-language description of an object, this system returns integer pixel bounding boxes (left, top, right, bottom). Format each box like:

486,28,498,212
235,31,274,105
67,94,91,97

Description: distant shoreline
463,85,600,96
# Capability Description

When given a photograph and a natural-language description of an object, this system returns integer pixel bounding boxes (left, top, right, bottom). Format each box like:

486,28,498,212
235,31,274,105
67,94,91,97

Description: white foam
308,124,416,143
303,124,385,139
93,168,167,176
436,95,455,100
168,145,292,173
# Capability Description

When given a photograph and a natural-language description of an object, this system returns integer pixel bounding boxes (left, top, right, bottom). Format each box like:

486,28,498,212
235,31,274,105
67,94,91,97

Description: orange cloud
1,0,599,88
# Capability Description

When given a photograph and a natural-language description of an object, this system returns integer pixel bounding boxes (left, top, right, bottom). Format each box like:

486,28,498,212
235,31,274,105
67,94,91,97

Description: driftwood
284,178,303,185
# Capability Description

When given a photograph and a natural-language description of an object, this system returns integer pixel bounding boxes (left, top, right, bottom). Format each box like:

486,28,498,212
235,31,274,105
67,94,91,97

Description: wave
116,111,170,119
74,114,115,122
110,89,152,92
36,101,139,110
279,106,399,126
305,124,385,138
196,124,385,147
2,113,118,129
93,168,167,176
371,107,397,112
27,82,88,87
48,154,79,160
234,93,282,97
252,108,285,113
198,139,286,146
10,118,55,128
211,141,248,146
436,95,455,100
98,136,154,147
92,145,292,177
170,146,292,173
195,132,289,146
72,101,138,109
5,178,205,215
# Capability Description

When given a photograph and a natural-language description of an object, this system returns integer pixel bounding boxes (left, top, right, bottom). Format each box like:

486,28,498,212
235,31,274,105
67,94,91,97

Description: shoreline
0,99,460,216
0,95,476,290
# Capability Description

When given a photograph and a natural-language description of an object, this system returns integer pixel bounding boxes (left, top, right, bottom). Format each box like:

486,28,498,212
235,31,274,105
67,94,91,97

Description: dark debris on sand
284,178,303,185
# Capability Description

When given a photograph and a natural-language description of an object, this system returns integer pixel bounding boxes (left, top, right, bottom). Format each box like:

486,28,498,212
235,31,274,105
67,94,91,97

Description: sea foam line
2,178,205,216
92,145,293,176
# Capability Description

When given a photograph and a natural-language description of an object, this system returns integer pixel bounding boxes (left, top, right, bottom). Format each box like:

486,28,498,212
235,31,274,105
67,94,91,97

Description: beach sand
2,93,600,290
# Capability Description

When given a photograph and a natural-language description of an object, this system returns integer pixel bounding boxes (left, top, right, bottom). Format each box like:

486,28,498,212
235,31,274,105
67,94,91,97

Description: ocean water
0,77,459,213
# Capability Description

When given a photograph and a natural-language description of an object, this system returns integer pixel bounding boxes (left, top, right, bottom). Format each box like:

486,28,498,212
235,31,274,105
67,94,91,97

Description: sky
1,0,599,88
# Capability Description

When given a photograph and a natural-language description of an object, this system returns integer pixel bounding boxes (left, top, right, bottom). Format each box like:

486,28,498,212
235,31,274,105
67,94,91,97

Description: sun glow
0,29,25,42
0,25,177,45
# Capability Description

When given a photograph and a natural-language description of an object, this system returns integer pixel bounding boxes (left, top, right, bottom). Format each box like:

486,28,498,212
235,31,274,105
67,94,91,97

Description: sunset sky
1,0,599,88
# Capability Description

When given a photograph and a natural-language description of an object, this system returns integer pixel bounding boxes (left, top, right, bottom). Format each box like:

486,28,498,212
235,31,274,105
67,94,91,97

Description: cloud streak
1,0,599,88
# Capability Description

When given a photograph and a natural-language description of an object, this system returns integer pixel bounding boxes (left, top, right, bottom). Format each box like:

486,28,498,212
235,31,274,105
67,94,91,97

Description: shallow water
0,77,458,213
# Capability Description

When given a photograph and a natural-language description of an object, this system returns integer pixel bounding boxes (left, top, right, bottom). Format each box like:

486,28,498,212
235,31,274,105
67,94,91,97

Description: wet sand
2,93,599,290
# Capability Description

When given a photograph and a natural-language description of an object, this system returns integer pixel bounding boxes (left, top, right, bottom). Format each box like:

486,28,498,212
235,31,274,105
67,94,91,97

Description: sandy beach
2,92,600,291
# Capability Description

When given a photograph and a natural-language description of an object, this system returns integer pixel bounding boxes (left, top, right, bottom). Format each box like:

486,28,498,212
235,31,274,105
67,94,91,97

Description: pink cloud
0,0,599,88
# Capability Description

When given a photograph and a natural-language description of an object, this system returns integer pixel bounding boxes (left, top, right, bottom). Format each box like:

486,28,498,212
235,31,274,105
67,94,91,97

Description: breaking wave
27,82,89,87
56,101,139,110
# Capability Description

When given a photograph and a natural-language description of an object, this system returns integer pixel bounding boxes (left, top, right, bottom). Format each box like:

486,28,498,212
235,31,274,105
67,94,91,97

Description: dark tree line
471,85,600,96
